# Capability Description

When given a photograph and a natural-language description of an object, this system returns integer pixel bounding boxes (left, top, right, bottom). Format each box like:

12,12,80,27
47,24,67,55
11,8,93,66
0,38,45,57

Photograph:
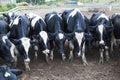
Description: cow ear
19,18,22,25
3,13,8,17
30,40,35,47
85,32,93,40
88,26,96,32
10,39,20,45
106,26,113,32
32,35,39,39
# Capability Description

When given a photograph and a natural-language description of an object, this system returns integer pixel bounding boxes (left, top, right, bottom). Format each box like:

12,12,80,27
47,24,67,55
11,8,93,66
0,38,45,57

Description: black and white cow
111,13,120,48
0,34,18,66
8,14,32,71
0,65,23,80
89,12,113,63
62,8,88,65
3,12,16,25
0,18,9,34
45,12,66,61
27,13,49,62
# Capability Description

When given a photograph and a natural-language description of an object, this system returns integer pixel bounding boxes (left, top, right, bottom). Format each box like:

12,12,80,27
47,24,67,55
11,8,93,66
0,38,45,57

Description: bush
0,4,16,12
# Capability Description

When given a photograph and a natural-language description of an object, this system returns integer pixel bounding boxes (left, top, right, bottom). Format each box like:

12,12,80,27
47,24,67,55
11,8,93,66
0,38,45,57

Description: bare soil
1,6,120,80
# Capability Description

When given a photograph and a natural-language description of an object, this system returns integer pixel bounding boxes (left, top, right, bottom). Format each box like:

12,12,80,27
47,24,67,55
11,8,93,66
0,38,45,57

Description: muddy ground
1,6,120,80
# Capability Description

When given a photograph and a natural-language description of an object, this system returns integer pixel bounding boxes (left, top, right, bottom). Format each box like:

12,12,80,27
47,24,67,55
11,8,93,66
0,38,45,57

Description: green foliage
0,4,16,12
6,4,16,9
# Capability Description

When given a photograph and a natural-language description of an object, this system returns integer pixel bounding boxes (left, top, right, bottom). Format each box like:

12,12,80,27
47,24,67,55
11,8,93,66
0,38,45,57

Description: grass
0,4,16,12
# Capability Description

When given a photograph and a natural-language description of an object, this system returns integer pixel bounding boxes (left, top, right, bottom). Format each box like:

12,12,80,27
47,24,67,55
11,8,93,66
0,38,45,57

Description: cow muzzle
24,58,30,71
42,49,50,54
99,40,105,45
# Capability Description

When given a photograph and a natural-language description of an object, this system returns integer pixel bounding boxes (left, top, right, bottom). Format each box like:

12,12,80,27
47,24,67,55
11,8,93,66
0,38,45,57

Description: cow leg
50,49,54,61
35,51,38,60
105,46,110,61
34,45,39,60
49,41,54,61
45,53,49,63
99,49,104,64
14,48,19,67
68,40,74,61
82,53,88,66
82,43,88,66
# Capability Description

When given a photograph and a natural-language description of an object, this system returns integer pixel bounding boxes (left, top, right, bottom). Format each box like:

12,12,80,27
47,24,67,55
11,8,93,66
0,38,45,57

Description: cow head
0,34,17,64
9,16,22,28
32,31,49,54
55,32,66,54
73,32,86,56
3,12,16,25
11,37,31,71
90,24,113,48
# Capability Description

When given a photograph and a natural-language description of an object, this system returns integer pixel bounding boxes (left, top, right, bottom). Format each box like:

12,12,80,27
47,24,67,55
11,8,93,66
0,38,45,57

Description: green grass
0,4,16,12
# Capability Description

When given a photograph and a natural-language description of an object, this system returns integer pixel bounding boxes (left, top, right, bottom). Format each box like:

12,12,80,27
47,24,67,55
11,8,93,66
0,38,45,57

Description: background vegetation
0,4,16,12
0,0,120,12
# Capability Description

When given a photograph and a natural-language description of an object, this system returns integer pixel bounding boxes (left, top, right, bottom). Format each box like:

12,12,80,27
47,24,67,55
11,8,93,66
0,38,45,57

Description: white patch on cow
75,32,84,55
98,24,104,45
97,13,109,21
2,35,8,44
31,17,40,28
48,14,55,21
114,13,120,15
67,8,84,23
42,49,49,54
75,32,84,46
8,12,13,17
28,13,38,18
58,33,64,39
10,43,16,58
39,31,48,45
29,13,46,28
20,37,30,56
4,71,10,77
24,58,30,62
58,14,62,20
12,16,19,25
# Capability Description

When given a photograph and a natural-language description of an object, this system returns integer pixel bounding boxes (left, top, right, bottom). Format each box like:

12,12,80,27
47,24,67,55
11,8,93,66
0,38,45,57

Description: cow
8,14,32,71
111,13,120,48
27,13,49,62
0,34,18,67
0,64,23,80
89,11,113,63
0,18,9,35
45,12,66,61
3,12,16,25
62,8,88,65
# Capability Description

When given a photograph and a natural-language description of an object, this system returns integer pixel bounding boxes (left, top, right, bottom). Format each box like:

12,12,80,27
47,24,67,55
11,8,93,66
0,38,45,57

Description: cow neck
18,22,26,38
55,21,62,33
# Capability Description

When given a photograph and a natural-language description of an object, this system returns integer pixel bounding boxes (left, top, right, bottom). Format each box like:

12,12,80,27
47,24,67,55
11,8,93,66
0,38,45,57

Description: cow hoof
99,60,104,64
45,53,49,63
26,67,30,72
62,54,66,61
83,62,88,66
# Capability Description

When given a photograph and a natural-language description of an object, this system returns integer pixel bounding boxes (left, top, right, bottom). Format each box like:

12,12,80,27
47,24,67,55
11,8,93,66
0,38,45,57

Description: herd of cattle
0,8,120,71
